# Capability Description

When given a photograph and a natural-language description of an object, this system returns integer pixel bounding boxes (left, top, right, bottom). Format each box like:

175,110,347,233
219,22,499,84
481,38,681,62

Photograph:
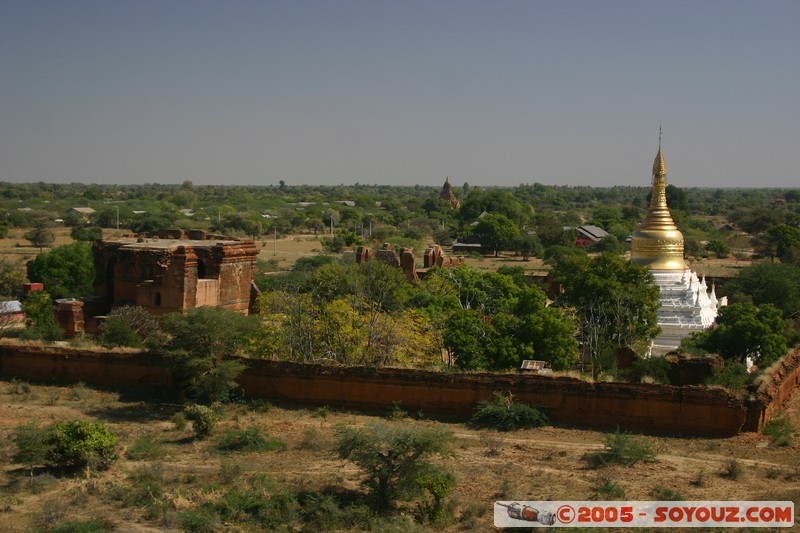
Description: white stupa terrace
649,269,726,354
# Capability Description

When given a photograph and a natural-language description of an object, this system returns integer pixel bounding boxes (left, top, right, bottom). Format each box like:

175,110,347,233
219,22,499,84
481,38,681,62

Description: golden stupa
630,135,688,270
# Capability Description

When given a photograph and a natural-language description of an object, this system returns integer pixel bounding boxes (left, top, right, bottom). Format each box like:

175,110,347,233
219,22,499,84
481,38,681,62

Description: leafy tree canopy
690,302,787,366
25,225,55,251
26,242,95,299
336,422,454,513
551,253,660,378
459,188,532,226
724,261,800,317
70,225,103,242
161,307,260,402
470,213,520,256
0,258,25,299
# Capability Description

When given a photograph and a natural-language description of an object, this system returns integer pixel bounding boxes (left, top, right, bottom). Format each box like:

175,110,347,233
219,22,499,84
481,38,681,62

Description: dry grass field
0,378,798,532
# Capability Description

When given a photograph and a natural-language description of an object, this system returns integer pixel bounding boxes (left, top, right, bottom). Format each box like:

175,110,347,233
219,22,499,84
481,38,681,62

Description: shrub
298,427,328,451
584,429,656,468
126,435,166,460
122,464,165,513
213,474,299,529
107,305,161,340
706,361,750,398
20,324,64,342
620,357,671,384
29,472,58,494
214,428,285,454
312,405,330,418
178,508,220,533
721,459,743,480
98,305,164,349
415,465,457,523
336,422,455,512
171,412,188,431
470,391,548,431
589,474,625,500
386,400,408,420
763,415,796,446
11,377,32,396
97,317,142,348
479,433,502,457
690,469,706,487
12,422,50,478
183,404,218,439
68,382,89,401
45,421,118,472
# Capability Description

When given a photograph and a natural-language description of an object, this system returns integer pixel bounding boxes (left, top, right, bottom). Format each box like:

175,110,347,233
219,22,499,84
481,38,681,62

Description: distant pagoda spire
439,176,461,209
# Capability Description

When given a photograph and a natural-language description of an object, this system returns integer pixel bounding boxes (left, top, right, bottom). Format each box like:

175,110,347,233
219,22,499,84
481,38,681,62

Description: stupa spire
652,126,667,178
630,131,687,270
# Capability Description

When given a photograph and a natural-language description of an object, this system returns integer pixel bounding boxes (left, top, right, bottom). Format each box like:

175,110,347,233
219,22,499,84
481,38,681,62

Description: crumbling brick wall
0,344,751,437
743,347,800,431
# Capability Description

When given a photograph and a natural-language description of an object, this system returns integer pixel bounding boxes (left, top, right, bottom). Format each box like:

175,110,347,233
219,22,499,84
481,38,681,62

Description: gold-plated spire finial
630,131,687,270
652,126,667,177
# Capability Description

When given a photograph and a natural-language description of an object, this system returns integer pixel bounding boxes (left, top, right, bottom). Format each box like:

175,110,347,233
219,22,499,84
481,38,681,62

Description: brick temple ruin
56,230,259,335
356,243,465,281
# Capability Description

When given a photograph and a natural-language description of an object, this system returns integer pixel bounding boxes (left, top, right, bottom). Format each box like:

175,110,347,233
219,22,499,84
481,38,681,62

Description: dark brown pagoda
439,177,461,209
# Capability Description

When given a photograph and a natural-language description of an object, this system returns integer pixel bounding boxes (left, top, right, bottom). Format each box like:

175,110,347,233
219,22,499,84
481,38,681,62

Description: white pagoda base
649,269,725,355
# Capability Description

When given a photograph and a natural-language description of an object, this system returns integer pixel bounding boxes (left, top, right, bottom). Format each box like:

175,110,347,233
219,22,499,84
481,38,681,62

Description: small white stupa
630,132,726,354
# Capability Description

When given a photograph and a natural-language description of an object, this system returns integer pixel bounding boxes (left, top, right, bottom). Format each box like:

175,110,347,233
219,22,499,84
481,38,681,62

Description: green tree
591,235,625,255
129,214,174,234
511,233,543,260
705,239,731,258
70,225,103,242
437,267,568,371
538,226,577,248
692,302,787,366
551,253,660,379
336,422,454,514
519,307,579,370
21,289,63,341
25,224,55,251
161,307,259,402
471,213,520,256
45,421,118,472
459,189,532,226
666,184,689,211
97,316,142,348
12,423,51,481
97,304,162,349
0,258,26,299
725,261,800,317
767,224,800,263
26,242,95,299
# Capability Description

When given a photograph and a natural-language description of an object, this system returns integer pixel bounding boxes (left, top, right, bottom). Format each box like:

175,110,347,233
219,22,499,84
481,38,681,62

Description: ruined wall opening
154,292,161,306
197,258,207,279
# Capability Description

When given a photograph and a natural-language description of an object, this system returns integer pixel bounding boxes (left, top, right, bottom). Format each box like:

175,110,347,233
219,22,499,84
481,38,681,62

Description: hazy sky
1,1,798,188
